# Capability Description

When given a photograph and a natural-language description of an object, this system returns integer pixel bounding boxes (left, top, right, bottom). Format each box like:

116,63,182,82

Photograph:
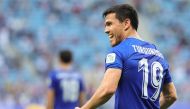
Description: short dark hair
59,50,73,63
103,4,138,30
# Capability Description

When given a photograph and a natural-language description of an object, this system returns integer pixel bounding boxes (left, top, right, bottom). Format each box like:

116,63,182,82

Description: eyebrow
105,21,112,25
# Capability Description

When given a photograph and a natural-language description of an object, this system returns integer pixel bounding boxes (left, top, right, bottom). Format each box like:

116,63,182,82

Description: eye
105,22,112,27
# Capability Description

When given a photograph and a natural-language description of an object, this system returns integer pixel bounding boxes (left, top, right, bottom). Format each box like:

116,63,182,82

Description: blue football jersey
105,37,172,109
48,68,85,109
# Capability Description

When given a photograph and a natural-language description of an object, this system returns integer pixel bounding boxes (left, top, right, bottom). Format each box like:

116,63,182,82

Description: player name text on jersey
132,45,164,58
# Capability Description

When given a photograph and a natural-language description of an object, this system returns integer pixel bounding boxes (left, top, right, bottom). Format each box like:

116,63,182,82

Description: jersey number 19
138,58,163,101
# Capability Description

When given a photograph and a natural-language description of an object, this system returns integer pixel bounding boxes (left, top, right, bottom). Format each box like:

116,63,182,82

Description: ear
123,18,130,31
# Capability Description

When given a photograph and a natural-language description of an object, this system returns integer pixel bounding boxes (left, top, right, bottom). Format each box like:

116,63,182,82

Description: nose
104,27,109,34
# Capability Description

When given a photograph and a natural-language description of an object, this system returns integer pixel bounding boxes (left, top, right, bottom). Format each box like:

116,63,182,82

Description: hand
75,107,81,109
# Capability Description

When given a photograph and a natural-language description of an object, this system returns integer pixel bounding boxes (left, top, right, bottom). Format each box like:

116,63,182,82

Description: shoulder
109,41,126,55
108,39,135,58
150,43,169,69
48,70,56,77
48,69,62,80
67,69,83,79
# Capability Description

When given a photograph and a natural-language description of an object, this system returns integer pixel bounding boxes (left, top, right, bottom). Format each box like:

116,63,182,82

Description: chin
111,43,116,47
111,42,121,47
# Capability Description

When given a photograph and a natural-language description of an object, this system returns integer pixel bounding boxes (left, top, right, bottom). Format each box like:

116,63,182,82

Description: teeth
109,35,113,38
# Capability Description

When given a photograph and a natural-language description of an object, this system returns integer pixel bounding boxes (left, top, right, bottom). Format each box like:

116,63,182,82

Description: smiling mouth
109,35,114,39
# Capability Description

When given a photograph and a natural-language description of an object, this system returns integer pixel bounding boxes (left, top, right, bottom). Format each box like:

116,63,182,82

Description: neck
123,28,142,40
60,63,72,70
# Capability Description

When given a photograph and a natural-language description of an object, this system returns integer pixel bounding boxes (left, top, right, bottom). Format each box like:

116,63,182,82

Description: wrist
81,101,94,109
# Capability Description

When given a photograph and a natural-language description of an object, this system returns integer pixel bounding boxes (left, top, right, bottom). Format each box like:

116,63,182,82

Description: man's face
104,13,125,47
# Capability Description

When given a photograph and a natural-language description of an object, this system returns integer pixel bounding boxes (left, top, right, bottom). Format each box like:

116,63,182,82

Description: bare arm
160,82,177,109
46,89,55,109
80,68,122,109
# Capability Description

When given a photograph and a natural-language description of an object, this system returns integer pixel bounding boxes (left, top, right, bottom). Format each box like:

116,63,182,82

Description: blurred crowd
0,0,190,108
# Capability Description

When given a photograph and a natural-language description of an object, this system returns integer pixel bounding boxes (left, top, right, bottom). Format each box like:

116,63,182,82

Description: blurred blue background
0,0,190,109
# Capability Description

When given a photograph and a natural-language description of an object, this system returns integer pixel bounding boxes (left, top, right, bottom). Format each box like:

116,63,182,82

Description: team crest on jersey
106,53,116,63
